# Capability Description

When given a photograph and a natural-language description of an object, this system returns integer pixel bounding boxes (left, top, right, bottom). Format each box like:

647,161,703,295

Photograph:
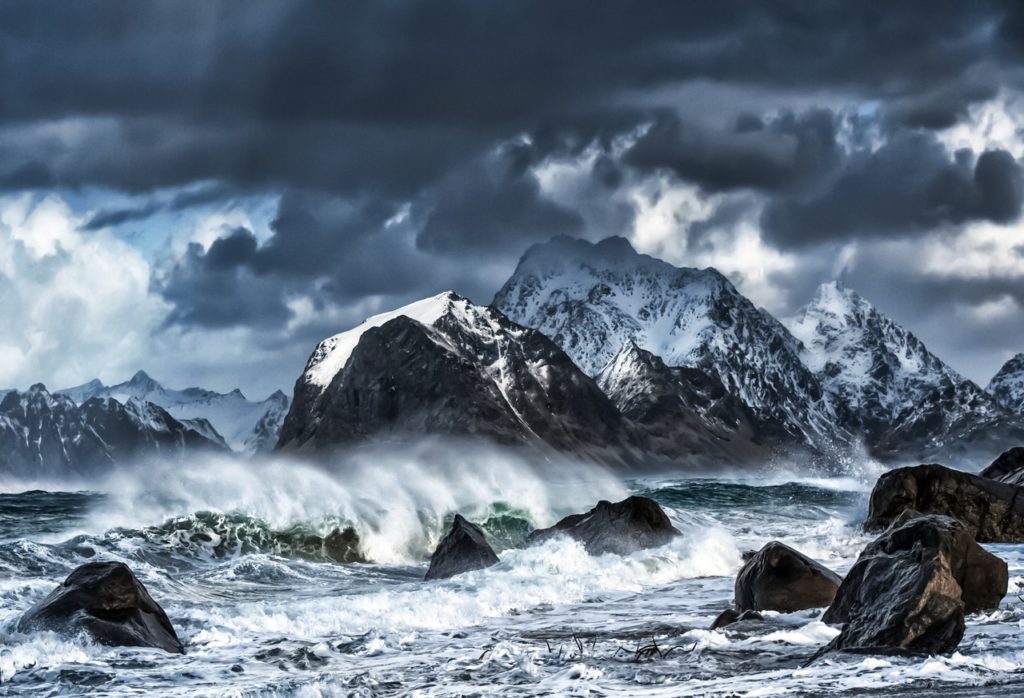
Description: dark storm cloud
416,145,584,256
154,188,516,330
82,202,163,231
623,110,843,193
0,0,1018,199
4,0,1024,356
157,229,292,329
761,133,1024,248
883,74,1002,130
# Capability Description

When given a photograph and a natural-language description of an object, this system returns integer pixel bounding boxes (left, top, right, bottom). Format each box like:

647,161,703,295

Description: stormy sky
2,0,1024,397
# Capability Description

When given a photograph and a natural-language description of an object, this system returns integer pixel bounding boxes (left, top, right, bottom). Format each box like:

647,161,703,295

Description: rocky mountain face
57,371,289,454
786,282,1024,463
492,236,847,454
596,342,779,466
0,384,226,478
987,354,1024,416
277,292,644,464
276,236,1024,469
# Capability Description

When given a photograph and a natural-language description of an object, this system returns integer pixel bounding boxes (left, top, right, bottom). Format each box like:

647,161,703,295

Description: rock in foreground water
526,496,679,555
425,514,499,581
820,515,1006,657
17,561,184,654
864,463,1024,542
735,541,841,613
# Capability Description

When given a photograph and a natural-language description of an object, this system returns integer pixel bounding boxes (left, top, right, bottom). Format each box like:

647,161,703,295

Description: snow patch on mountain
304,294,456,390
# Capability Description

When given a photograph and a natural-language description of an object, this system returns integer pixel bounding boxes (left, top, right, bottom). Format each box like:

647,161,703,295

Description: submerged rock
980,446,1024,486
710,608,764,630
820,515,1007,657
734,541,841,613
424,514,499,581
864,463,1024,543
525,496,679,556
17,561,184,654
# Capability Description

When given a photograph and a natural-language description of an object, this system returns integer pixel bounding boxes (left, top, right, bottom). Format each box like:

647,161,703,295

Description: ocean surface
1,448,1023,697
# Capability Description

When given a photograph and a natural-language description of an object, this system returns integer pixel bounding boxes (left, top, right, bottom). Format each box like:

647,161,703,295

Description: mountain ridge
56,373,289,454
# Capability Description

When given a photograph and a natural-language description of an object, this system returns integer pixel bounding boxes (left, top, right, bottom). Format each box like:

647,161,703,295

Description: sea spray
6,440,628,563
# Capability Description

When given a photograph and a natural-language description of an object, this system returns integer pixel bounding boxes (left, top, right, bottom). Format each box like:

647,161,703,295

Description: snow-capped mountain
277,291,643,464
57,371,289,454
987,354,1024,415
493,236,847,452
785,281,1024,462
0,384,226,477
596,342,778,466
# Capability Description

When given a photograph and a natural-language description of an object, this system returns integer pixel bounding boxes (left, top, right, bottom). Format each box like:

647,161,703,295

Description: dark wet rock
819,515,1007,657
710,608,764,630
323,526,366,563
17,561,184,654
734,541,841,613
980,447,1024,486
425,514,499,581
525,496,680,556
864,463,1024,543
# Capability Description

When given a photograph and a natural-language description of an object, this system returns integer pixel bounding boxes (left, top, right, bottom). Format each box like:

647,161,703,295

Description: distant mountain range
280,236,1024,468
57,371,289,454
0,384,227,478
5,236,1023,473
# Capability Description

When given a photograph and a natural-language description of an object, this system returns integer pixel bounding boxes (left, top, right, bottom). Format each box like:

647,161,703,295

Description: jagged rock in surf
17,561,184,654
323,527,366,564
980,446,1024,486
710,608,764,630
734,541,841,613
819,515,1006,657
525,496,679,556
864,463,1024,543
424,514,499,581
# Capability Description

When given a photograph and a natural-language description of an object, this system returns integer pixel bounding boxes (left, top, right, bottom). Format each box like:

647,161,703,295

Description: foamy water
1,447,1022,696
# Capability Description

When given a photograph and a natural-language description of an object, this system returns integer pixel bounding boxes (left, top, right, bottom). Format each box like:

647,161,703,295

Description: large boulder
819,515,1007,657
734,542,841,613
17,561,184,654
980,447,1024,486
424,514,500,581
526,496,679,555
864,463,1024,543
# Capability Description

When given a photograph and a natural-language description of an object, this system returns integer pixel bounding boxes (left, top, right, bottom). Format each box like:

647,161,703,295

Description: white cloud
0,194,169,390
918,220,1024,280
939,90,1024,159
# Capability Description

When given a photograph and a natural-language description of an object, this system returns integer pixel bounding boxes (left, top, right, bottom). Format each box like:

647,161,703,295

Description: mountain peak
302,290,471,390
988,353,1024,415
809,280,868,311
128,370,160,387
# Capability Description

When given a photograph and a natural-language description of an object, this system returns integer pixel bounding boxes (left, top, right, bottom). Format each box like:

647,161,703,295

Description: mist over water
1,443,1022,696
